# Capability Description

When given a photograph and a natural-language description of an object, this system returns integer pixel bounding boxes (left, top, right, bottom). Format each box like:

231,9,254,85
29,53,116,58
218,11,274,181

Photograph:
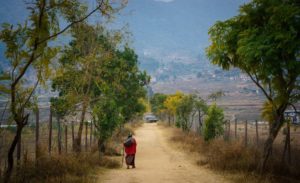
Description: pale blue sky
0,0,249,67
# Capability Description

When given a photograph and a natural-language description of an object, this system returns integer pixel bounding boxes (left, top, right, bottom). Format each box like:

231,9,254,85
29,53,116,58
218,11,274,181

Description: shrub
203,103,224,141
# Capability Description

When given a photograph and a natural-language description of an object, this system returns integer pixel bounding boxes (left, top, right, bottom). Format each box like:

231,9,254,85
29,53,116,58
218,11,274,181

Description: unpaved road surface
99,123,230,183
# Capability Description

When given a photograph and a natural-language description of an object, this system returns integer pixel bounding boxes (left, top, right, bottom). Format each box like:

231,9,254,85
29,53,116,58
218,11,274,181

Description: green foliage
208,90,224,102
150,93,167,114
176,95,196,131
51,23,148,148
164,91,184,116
206,0,300,115
203,103,224,141
93,97,123,142
50,97,73,118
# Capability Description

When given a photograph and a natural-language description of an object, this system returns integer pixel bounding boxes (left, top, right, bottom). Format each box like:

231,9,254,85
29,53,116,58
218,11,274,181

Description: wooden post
85,122,88,151
35,107,40,160
282,119,291,164
228,120,231,141
65,125,68,153
287,119,291,164
90,120,93,148
57,117,62,155
244,120,248,147
235,119,237,139
71,121,74,149
49,106,52,155
255,120,259,146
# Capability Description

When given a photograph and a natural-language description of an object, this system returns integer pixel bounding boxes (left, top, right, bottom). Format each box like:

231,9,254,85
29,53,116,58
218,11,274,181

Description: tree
206,0,300,171
50,97,73,154
193,96,208,133
164,92,184,125
203,103,224,141
208,90,225,102
176,94,195,132
93,97,122,154
113,47,149,121
51,23,110,152
0,0,118,180
150,93,167,118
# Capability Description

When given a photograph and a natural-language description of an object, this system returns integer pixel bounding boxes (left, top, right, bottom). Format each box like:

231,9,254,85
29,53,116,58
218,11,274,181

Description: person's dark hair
128,133,132,138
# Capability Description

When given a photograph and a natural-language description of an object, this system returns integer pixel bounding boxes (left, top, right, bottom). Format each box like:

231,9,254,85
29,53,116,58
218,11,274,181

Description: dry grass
0,121,143,183
165,124,300,183
0,152,120,183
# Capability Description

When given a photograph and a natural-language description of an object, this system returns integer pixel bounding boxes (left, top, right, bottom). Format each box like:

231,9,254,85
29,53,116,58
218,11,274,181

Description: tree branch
37,0,105,46
246,71,273,103
288,103,298,113
21,79,40,110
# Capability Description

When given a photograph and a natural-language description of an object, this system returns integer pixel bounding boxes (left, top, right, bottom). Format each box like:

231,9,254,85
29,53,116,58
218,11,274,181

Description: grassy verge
159,123,300,183
1,152,120,183
0,121,143,183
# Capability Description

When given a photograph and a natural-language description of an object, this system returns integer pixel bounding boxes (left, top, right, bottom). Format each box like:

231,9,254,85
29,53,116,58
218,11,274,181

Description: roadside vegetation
151,0,300,181
0,0,148,182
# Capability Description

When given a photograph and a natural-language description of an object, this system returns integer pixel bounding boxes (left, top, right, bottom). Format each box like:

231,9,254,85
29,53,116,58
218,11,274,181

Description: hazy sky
114,0,249,61
0,0,249,66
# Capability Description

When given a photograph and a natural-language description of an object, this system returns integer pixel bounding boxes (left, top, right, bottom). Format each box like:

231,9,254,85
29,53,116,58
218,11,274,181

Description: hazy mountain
0,0,249,90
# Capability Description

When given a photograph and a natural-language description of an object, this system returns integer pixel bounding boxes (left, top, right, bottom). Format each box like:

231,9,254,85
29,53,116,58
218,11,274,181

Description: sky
0,0,249,68
113,0,249,62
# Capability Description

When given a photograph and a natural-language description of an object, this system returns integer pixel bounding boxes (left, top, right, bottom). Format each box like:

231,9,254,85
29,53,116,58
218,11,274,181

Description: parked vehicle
143,113,158,123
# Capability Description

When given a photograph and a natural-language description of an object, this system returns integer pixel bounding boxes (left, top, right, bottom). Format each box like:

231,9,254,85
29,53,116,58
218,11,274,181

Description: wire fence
0,107,96,176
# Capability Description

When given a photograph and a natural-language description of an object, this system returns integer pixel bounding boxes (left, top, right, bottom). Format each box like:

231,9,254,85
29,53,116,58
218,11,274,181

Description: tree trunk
260,115,284,173
49,106,52,155
90,121,93,148
255,120,259,146
57,117,62,155
198,110,202,134
228,120,231,141
65,125,68,153
244,120,248,147
235,119,237,139
97,138,105,155
168,114,171,126
16,130,21,167
35,108,40,161
282,119,291,165
74,101,87,152
4,124,24,182
85,122,88,151
71,121,74,148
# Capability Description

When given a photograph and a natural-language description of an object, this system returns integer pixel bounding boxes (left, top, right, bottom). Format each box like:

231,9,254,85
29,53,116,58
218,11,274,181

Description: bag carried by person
124,138,132,147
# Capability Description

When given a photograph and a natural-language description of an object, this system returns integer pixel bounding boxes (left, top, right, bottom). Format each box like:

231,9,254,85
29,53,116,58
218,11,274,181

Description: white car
143,114,158,123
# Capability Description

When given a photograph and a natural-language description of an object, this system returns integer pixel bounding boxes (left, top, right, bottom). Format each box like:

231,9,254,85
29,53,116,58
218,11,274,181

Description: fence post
85,122,88,151
49,106,52,155
90,120,93,148
245,120,248,147
255,120,259,146
71,121,75,149
57,117,62,155
228,120,231,141
235,119,237,139
65,125,68,153
35,107,40,161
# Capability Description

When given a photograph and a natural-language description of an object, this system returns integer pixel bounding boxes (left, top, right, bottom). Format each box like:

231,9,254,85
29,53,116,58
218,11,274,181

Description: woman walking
124,133,137,169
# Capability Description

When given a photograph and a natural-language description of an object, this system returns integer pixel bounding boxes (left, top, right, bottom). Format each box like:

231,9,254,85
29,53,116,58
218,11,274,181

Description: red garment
124,137,137,155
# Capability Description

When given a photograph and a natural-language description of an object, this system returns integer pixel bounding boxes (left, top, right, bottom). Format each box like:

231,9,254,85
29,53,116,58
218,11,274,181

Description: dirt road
99,123,230,183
